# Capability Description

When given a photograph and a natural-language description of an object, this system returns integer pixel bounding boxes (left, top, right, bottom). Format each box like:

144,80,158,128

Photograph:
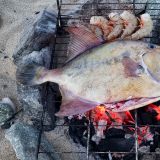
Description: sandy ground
0,0,56,159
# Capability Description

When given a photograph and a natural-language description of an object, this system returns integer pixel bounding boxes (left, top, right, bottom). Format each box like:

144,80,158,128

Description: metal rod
56,0,62,27
135,109,138,160
86,112,91,160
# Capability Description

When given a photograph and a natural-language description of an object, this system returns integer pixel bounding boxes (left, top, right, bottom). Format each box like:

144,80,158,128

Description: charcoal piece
68,117,89,146
138,112,154,125
5,122,61,160
98,137,134,152
141,154,156,160
150,135,159,152
137,107,157,125
105,128,125,138
123,153,137,160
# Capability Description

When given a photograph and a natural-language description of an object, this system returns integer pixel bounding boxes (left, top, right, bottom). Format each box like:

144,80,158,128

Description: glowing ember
138,126,153,144
75,103,158,145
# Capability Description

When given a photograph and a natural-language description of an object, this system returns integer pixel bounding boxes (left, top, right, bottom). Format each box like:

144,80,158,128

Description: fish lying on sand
17,25,160,117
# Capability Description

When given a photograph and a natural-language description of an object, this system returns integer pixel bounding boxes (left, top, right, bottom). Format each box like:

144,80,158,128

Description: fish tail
16,64,49,85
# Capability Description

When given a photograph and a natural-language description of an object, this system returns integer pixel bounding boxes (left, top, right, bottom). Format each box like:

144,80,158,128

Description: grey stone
0,98,15,126
5,122,61,160
13,8,57,64
14,8,56,116
17,85,43,112
16,46,54,124
20,47,52,68
16,84,43,124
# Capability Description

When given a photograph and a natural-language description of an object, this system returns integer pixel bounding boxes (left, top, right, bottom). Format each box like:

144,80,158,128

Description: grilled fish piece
17,27,160,117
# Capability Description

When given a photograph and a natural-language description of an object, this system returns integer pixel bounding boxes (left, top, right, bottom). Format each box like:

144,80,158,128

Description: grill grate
37,1,160,160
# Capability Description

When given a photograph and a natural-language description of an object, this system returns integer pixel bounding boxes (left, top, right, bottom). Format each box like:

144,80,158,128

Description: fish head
141,44,160,83
113,43,160,112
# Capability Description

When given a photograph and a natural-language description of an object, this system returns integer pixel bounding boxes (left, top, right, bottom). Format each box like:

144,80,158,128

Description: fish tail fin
16,64,49,85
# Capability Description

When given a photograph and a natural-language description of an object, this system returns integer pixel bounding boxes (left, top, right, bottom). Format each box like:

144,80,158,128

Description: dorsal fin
66,25,104,62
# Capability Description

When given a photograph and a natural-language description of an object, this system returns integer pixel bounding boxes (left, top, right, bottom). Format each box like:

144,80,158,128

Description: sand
0,0,56,159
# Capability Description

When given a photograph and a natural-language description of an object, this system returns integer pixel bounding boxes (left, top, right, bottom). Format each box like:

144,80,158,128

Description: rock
16,46,54,126
5,122,61,160
19,47,52,68
17,85,43,112
13,8,57,64
13,7,57,127
0,98,15,126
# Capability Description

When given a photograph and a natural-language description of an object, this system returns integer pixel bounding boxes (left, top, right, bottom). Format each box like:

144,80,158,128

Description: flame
84,105,155,145
149,104,160,120
89,105,135,127
96,105,106,113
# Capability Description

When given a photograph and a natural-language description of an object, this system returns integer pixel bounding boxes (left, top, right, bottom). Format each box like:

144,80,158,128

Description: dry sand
0,0,56,159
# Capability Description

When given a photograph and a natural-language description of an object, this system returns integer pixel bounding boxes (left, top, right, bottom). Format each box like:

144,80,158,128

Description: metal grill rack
37,1,160,160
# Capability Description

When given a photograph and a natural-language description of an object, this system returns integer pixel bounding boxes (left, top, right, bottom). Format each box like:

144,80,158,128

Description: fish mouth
105,97,160,112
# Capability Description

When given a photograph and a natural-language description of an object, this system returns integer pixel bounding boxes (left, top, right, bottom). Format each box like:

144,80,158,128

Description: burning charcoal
155,148,160,160
91,119,107,144
140,154,156,160
98,137,134,152
105,128,125,138
122,153,136,160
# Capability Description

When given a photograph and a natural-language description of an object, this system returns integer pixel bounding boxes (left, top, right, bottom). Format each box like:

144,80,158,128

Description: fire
87,105,136,143
89,105,135,126
84,104,155,145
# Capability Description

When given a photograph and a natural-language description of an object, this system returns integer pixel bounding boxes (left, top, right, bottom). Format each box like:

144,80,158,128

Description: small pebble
4,56,8,59
35,11,40,15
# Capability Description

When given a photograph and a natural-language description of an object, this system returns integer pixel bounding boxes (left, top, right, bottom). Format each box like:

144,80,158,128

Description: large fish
17,26,160,117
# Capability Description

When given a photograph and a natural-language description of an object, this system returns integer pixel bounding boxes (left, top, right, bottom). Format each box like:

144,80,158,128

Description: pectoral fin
55,87,97,117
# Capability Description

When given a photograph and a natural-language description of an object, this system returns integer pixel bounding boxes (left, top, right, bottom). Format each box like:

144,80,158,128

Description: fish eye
137,65,144,70
136,65,144,74
148,44,156,49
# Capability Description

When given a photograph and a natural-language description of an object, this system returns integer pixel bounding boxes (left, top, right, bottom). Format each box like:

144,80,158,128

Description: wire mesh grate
37,0,160,160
